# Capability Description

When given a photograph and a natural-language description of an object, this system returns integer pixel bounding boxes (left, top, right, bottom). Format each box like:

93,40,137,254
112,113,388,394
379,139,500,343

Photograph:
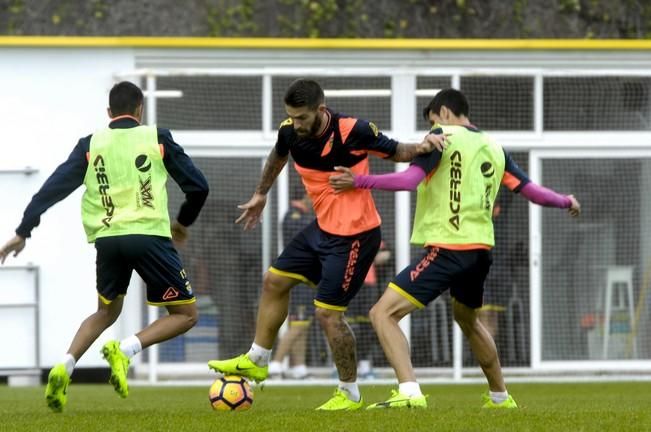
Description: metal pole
145,73,159,384
391,73,416,347
451,74,463,381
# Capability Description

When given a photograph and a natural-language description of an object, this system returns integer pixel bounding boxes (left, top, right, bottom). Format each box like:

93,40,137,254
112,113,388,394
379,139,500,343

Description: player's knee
170,305,198,332
184,307,198,329
369,301,400,326
97,306,121,326
453,301,479,331
453,311,478,334
177,312,197,334
368,303,385,326
262,271,292,296
314,307,340,328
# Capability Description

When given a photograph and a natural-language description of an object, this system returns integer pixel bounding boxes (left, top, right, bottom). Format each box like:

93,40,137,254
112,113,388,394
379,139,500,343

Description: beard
296,113,323,138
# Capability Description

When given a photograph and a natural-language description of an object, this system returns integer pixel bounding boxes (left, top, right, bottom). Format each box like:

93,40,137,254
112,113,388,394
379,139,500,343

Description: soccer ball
209,375,254,411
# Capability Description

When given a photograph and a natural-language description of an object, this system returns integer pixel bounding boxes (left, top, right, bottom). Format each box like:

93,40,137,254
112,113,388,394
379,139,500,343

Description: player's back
411,125,505,248
81,125,171,242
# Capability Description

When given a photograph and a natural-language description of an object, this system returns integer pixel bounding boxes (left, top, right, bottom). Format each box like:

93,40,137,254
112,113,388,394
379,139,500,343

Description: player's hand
236,193,267,230
568,194,581,217
418,133,448,154
171,221,189,247
0,235,26,264
329,166,355,194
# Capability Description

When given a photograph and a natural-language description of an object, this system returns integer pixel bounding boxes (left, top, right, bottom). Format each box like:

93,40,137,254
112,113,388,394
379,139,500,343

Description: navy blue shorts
390,246,492,309
270,221,381,311
95,235,195,306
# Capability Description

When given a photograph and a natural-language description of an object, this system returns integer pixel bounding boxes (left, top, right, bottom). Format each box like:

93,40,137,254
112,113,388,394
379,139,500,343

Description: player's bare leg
368,289,417,383
365,288,427,409
452,299,505,391
136,302,198,348
67,297,124,360
208,271,297,382
314,307,364,411
315,307,357,382
453,300,517,408
46,297,123,412
253,272,299,348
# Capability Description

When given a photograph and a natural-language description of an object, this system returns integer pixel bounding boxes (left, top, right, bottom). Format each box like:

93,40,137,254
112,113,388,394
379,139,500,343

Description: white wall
0,48,135,367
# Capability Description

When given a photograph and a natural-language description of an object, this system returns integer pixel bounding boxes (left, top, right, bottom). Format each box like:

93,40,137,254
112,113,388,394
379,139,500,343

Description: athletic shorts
390,246,492,309
270,220,381,311
94,234,195,306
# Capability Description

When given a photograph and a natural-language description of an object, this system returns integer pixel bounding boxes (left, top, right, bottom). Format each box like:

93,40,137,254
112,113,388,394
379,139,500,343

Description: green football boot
101,340,130,398
315,389,363,411
208,354,268,383
366,389,428,410
481,392,518,409
45,364,70,413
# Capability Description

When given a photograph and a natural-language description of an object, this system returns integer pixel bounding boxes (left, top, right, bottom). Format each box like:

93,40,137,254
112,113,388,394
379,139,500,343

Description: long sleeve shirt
16,117,209,238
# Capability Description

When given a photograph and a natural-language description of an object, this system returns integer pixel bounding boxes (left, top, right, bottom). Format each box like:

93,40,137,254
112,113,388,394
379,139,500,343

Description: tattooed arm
256,147,289,195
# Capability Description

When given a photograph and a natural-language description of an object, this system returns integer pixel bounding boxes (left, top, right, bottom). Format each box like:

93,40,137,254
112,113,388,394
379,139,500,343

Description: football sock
338,381,361,402
490,390,509,404
248,343,272,367
62,353,76,377
120,335,142,359
398,381,423,397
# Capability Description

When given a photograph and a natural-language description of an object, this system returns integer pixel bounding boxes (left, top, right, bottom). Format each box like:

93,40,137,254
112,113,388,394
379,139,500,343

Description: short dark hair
109,81,144,116
422,88,469,120
284,79,324,110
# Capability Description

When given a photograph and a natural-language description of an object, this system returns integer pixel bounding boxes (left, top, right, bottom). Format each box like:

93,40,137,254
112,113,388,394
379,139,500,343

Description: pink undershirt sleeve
354,167,571,209
353,164,426,191
519,182,572,208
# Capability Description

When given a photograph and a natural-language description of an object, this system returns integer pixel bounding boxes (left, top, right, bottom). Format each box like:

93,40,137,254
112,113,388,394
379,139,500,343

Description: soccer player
0,81,209,412
329,88,580,409
208,79,446,411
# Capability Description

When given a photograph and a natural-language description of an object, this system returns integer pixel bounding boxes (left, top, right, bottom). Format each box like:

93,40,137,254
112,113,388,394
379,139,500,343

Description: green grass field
1,382,650,431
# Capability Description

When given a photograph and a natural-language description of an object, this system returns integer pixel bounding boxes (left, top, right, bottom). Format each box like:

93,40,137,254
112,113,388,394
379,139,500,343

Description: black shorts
95,235,195,306
390,246,492,309
270,220,381,311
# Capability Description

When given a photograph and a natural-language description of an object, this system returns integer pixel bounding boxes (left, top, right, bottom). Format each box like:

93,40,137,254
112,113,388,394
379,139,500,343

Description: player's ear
107,107,113,119
440,105,449,121
317,103,327,114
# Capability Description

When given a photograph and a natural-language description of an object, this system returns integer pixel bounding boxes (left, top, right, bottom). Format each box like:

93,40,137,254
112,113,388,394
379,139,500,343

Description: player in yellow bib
0,82,209,412
330,89,580,409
